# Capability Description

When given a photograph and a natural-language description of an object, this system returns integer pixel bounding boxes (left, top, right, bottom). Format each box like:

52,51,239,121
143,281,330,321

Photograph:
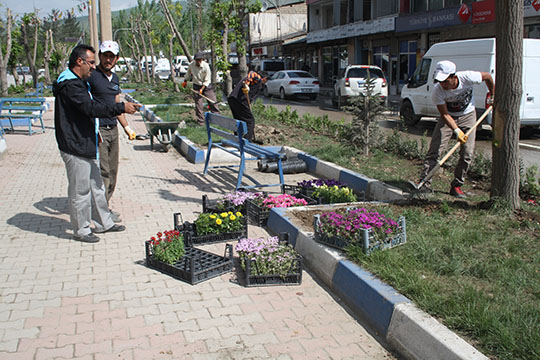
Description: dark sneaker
94,224,126,234
450,186,467,199
110,210,122,223
74,233,100,243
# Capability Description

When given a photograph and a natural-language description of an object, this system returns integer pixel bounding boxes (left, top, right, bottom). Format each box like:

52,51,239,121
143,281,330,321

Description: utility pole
89,0,99,52
99,0,113,41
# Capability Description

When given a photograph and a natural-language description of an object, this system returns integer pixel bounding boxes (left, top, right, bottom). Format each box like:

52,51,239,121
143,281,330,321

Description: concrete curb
267,206,488,360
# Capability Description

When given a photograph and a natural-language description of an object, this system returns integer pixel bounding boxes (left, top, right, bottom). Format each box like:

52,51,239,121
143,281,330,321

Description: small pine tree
343,77,386,155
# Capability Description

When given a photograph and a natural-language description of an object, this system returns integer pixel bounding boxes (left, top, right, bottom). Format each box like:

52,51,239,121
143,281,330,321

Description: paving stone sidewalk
0,102,396,359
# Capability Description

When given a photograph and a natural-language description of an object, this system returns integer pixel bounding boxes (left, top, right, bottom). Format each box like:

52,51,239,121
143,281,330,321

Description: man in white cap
182,51,220,125
88,40,137,222
418,60,494,198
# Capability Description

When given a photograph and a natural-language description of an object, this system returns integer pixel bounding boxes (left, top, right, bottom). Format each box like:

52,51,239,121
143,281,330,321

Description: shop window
363,0,371,21
322,47,333,85
374,46,389,77
525,24,540,38
399,40,417,84
407,58,431,88
429,0,444,10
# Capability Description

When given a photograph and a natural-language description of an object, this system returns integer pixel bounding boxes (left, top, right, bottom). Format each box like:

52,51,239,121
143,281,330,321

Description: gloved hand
242,84,249,95
124,125,136,140
454,128,468,144
199,87,204,94
182,81,187,88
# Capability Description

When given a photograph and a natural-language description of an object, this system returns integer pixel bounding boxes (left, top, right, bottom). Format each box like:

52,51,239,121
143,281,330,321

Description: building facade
282,0,540,95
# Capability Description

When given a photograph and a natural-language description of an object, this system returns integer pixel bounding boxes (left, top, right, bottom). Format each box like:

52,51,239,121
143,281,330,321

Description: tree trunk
43,29,53,85
159,0,192,62
143,20,156,84
236,0,248,80
168,35,180,92
0,8,14,96
491,0,522,209
11,67,19,87
31,18,38,87
196,0,203,51
128,26,143,82
21,19,38,87
222,19,232,96
136,18,151,84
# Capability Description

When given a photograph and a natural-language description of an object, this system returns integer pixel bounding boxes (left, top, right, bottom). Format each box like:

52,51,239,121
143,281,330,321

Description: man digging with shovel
412,60,495,198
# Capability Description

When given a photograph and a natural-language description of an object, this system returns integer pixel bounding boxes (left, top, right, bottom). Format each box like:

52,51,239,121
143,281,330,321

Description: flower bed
235,234,302,287
174,211,248,245
313,207,406,254
293,179,364,204
201,190,264,215
145,232,233,285
246,193,313,227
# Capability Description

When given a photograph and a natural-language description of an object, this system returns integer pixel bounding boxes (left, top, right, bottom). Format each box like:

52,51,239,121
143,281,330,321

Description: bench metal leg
236,153,246,190
277,158,285,187
203,142,213,175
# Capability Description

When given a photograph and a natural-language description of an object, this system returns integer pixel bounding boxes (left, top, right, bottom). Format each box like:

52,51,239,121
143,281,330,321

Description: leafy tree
0,8,13,96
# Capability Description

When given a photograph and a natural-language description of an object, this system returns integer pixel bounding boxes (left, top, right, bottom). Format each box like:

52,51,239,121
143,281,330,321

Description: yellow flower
209,214,216,219
216,218,222,225
236,211,242,217
229,215,236,221
228,211,233,215
333,185,339,190
220,212,228,218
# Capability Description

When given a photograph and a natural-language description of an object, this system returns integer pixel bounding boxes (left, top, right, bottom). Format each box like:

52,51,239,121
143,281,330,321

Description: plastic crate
174,212,248,245
238,233,303,287
145,241,233,285
246,189,318,227
201,195,245,214
313,213,407,254
285,183,366,204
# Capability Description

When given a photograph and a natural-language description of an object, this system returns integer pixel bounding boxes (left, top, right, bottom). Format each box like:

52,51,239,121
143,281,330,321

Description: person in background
417,60,494,198
182,52,220,125
88,40,136,223
227,69,267,144
53,44,141,243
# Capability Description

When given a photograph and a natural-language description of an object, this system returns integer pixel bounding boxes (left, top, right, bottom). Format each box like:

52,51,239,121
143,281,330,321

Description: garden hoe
408,106,493,192
190,88,217,104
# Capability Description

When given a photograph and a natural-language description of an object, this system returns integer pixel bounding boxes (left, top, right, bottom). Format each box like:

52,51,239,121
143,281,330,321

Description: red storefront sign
472,0,495,24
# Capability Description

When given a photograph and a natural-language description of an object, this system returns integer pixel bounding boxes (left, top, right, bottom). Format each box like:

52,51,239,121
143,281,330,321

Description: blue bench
0,97,47,135
203,112,285,190
25,82,44,98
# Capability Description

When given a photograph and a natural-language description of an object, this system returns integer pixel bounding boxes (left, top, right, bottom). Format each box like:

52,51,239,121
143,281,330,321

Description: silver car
263,70,320,100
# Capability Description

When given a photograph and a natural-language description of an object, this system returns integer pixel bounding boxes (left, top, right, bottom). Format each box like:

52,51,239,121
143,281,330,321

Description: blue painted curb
267,207,299,247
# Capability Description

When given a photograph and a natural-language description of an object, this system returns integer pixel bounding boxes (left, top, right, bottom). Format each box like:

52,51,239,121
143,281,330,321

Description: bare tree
168,35,180,92
135,17,152,84
43,28,54,84
159,0,192,62
490,0,522,209
20,12,40,87
0,9,13,96
142,20,156,82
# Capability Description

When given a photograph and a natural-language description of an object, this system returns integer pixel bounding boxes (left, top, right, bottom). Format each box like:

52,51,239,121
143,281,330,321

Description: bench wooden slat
203,112,284,190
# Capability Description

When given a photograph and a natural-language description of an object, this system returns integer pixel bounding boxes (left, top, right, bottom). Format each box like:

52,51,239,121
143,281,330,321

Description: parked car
263,70,320,100
332,65,388,108
252,59,285,77
113,57,134,73
173,56,189,77
16,66,31,75
154,58,172,80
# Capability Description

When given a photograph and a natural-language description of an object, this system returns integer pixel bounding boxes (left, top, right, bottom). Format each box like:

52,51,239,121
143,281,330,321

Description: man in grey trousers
53,44,141,243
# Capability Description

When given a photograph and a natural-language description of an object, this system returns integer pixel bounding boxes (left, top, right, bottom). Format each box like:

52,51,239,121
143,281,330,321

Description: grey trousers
193,84,220,125
421,110,477,188
98,126,119,203
60,151,114,237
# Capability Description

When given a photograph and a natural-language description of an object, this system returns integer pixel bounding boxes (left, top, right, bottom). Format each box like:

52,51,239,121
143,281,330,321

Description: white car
263,70,320,100
332,65,387,108
154,58,171,80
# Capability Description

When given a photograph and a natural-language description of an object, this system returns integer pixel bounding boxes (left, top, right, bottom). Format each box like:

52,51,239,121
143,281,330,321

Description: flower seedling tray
174,212,248,245
241,255,303,287
145,240,233,285
201,195,245,215
246,190,318,227
313,214,407,255
283,184,366,204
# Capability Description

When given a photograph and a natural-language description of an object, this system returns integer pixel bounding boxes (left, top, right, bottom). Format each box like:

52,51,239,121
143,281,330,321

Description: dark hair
68,44,95,70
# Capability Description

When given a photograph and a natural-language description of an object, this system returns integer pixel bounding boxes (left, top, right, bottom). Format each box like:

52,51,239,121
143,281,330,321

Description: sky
0,0,138,17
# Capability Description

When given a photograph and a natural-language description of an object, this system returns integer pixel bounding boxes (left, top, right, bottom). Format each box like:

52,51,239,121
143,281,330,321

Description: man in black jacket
53,44,141,243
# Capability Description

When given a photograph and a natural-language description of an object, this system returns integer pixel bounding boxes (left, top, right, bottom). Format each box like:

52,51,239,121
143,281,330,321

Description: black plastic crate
174,212,248,245
284,183,365,204
243,256,303,287
201,195,245,214
246,189,318,227
145,241,233,285
238,233,303,287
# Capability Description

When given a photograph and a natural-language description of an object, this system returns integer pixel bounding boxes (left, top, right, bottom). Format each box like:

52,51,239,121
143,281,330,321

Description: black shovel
408,106,493,191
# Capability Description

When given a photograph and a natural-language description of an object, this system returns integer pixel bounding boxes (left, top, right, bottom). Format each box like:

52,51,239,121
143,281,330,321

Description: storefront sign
472,0,495,24
395,5,472,32
307,16,395,43
251,47,268,56
525,0,540,17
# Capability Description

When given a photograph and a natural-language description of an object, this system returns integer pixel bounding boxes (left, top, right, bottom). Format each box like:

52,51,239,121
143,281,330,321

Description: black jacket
53,69,125,159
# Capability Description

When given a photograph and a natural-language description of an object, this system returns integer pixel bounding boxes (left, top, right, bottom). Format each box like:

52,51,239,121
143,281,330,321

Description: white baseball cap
433,60,456,82
99,40,119,55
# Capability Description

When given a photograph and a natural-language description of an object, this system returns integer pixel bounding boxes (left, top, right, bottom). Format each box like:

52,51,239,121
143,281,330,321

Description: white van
154,58,171,80
113,57,133,73
400,38,540,132
173,56,189,76
139,56,157,73
252,59,285,76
